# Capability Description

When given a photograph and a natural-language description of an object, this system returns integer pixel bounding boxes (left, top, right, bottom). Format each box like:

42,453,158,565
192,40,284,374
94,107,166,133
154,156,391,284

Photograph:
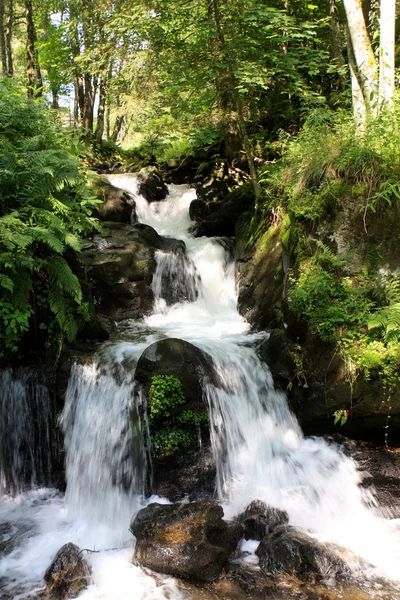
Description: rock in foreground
237,500,289,540
256,525,351,582
131,501,243,582
44,542,92,599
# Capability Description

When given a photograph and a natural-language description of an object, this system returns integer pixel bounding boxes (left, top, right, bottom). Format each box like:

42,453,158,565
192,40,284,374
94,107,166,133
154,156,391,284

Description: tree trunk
82,73,94,132
347,27,367,133
73,80,79,128
0,0,7,75
327,0,345,69
95,75,106,142
112,114,125,143
51,84,59,110
379,0,395,105
5,0,13,76
25,0,35,96
106,104,110,140
342,0,378,116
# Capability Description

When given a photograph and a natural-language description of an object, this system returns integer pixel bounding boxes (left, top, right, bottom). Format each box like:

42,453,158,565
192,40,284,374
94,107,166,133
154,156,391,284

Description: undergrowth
260,107,400,440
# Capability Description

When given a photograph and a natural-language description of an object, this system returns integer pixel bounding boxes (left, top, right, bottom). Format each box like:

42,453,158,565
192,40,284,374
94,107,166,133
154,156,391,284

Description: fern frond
47,255,82,302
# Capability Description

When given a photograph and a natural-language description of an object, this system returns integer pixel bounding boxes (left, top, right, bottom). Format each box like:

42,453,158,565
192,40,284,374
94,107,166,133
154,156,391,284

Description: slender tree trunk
327,0,345,69
347,27,367,133
25,0,35,96
82,73,94,132
379,0,395,105
95,75,106,142
73,80,79,128
112,114,125,143
0,0,8,75
51,84,59,110
106,103,110,140
5,0,13,76
342,0,378,116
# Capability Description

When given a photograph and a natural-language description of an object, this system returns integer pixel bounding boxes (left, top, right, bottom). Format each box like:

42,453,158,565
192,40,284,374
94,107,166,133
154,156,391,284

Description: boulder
137,166,168,202
135,337,213,403
94,187,134,223
89,174,135,223
44,542,92,599
135,338,216,498
131,501,243,582
237,500,289,541
82,223,184,321
256,526,351,582
192,183,255,238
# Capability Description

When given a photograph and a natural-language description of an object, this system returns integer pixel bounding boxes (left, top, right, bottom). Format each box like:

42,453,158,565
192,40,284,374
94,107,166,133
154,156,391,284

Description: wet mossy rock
191,182,255,237
237,500,289,541
135,338,216,499
236,212,287,330
131,501,243,582
89,174,135,223
135,338,213,405
82,223,184,322
44,542,92,599
256,526,352,582
137,166,168,202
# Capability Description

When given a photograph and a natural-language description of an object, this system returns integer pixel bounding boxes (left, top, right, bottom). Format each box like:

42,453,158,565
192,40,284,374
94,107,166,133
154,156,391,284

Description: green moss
147,375,208,458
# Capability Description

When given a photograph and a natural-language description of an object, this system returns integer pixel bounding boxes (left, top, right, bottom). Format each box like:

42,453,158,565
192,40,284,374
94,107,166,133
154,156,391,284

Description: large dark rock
256,526,351,582
137,166,168,202
192,183,255,238
89,174,135,223
44,542,92,599
135,337,213,403
236,211,287,330
135,338,216,499
82,223,184,321
237,500,289,541
131,501,243,582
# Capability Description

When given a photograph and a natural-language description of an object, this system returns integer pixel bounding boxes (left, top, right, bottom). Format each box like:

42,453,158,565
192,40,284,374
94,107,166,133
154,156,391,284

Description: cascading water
1,176,400,599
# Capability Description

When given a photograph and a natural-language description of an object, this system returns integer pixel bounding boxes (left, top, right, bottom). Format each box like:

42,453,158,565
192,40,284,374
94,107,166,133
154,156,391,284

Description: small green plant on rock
147,375,208,458
148,375,185,420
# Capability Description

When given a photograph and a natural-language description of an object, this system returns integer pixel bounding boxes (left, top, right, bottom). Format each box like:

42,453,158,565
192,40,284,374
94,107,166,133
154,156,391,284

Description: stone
82,223,184,322
137,166,168,202
192,183,255,238
131,501,243,582
44,542,92,599
256,525,351,582
237,500,289,540
135,338,216,499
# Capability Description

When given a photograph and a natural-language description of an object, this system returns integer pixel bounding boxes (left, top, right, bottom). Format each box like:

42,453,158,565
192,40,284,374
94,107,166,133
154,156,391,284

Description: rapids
0,179,400,599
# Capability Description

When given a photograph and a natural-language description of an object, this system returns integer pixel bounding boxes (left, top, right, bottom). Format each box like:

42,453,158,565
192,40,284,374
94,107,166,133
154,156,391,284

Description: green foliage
148,375,185,420
147,374,207,458
266,106,400,441
0,83,99,360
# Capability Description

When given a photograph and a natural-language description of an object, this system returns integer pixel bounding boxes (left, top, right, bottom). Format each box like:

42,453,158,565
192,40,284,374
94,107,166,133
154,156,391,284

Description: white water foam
1,177,400,598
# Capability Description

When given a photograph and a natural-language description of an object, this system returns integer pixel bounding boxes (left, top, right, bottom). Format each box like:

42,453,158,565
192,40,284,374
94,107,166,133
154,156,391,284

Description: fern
368,303,400,342
0,85,99,360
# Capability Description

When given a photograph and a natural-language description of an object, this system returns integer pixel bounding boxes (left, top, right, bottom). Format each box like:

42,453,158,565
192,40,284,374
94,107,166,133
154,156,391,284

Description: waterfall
0,368,57,494
1,177,400,598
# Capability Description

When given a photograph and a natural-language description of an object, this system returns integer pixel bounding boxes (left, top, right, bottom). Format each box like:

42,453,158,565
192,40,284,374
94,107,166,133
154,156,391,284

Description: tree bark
347,27,367,133
95,75,107,142
379,0,395,105
327,0,345,69
25,0,35,96
82,73,94,132
0,0,8,75
5,0,13,76
342,0,378,115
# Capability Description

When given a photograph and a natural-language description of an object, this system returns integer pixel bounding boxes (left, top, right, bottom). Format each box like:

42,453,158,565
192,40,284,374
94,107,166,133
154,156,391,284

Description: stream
0,181,400,599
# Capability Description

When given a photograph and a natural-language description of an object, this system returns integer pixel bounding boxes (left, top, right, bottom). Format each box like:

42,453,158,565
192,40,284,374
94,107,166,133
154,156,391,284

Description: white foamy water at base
1,178,400,598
